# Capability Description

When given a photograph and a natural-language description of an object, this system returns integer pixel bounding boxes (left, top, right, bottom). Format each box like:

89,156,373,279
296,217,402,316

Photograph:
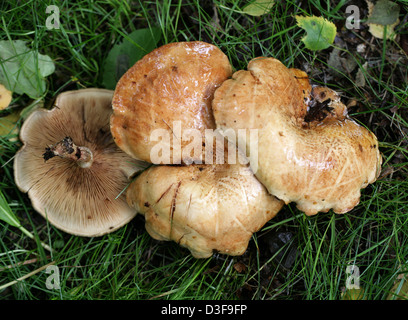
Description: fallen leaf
366,0,399,25
0,84,12,110
296,15,337,51
328,48,357,77
0,40,55,99
242,0,275,16
355,62,368,87
233,262,247,273
368,21,399,40
342,287,366,300
366,0,400,40
0,111,20,141
387,273,408,300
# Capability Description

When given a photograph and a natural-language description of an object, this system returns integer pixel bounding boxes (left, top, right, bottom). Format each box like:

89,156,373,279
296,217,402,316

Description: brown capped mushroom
14,88,145,237
110,41,232,164
212,57,382,215
126,137,283,258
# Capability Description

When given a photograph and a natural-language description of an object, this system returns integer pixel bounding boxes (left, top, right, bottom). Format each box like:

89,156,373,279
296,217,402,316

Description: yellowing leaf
342,288,366,300
0,84,12,110
242,0,275,16
366,0,400,25
296,16,336,51
387,273,408,300
368,21,399,40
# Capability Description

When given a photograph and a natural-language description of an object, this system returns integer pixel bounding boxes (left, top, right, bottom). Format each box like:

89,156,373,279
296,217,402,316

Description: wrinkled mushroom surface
110,41,232,164
14,89,144,236
127,140,283,258
213,57,382,215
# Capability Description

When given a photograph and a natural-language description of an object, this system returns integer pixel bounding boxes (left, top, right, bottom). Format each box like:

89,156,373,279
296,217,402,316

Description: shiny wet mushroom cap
14,88,144,236
110,41,232,164
213,57,382,215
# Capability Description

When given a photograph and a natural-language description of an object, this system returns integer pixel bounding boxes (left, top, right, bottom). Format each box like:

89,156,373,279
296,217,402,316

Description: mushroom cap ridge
14,88,144,236
212,57,382,215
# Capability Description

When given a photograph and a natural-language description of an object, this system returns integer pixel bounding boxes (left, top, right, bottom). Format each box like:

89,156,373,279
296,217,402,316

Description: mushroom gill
14,89,145,237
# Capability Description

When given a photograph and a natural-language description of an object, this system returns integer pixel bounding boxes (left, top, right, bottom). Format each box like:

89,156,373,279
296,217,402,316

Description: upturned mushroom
213,57,382,215
126,137,283,258
14,88,145,237
110,41,232,164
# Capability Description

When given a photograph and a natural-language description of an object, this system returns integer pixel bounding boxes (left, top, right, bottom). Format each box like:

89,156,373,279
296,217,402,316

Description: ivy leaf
242,0,275,16
102,28,161,90
0,40,55,99
296,15,337,51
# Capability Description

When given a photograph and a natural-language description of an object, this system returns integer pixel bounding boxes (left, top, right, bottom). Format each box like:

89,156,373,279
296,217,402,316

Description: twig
0,256,51,272
0,261,56,291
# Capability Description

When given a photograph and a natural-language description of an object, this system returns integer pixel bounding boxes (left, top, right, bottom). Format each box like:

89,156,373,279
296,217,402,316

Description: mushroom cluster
111,41,284,258
14,41,382,259
111,42,381,257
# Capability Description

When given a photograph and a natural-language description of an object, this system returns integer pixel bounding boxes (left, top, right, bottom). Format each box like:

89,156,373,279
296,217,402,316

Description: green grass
1,0,408,300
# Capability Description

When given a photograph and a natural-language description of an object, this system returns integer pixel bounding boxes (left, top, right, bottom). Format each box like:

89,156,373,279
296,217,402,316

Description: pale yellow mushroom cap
126,138,283,258
213,57,382,215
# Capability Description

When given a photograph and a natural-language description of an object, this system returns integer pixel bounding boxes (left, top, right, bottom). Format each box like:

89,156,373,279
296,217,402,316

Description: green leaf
0,189,20,228
102,28,161,90
296,15,337,51
0,40,55,99
242,0,275,16
366,0,400,25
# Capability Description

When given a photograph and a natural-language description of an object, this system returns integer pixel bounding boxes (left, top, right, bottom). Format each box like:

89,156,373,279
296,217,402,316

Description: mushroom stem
43,136,93,168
